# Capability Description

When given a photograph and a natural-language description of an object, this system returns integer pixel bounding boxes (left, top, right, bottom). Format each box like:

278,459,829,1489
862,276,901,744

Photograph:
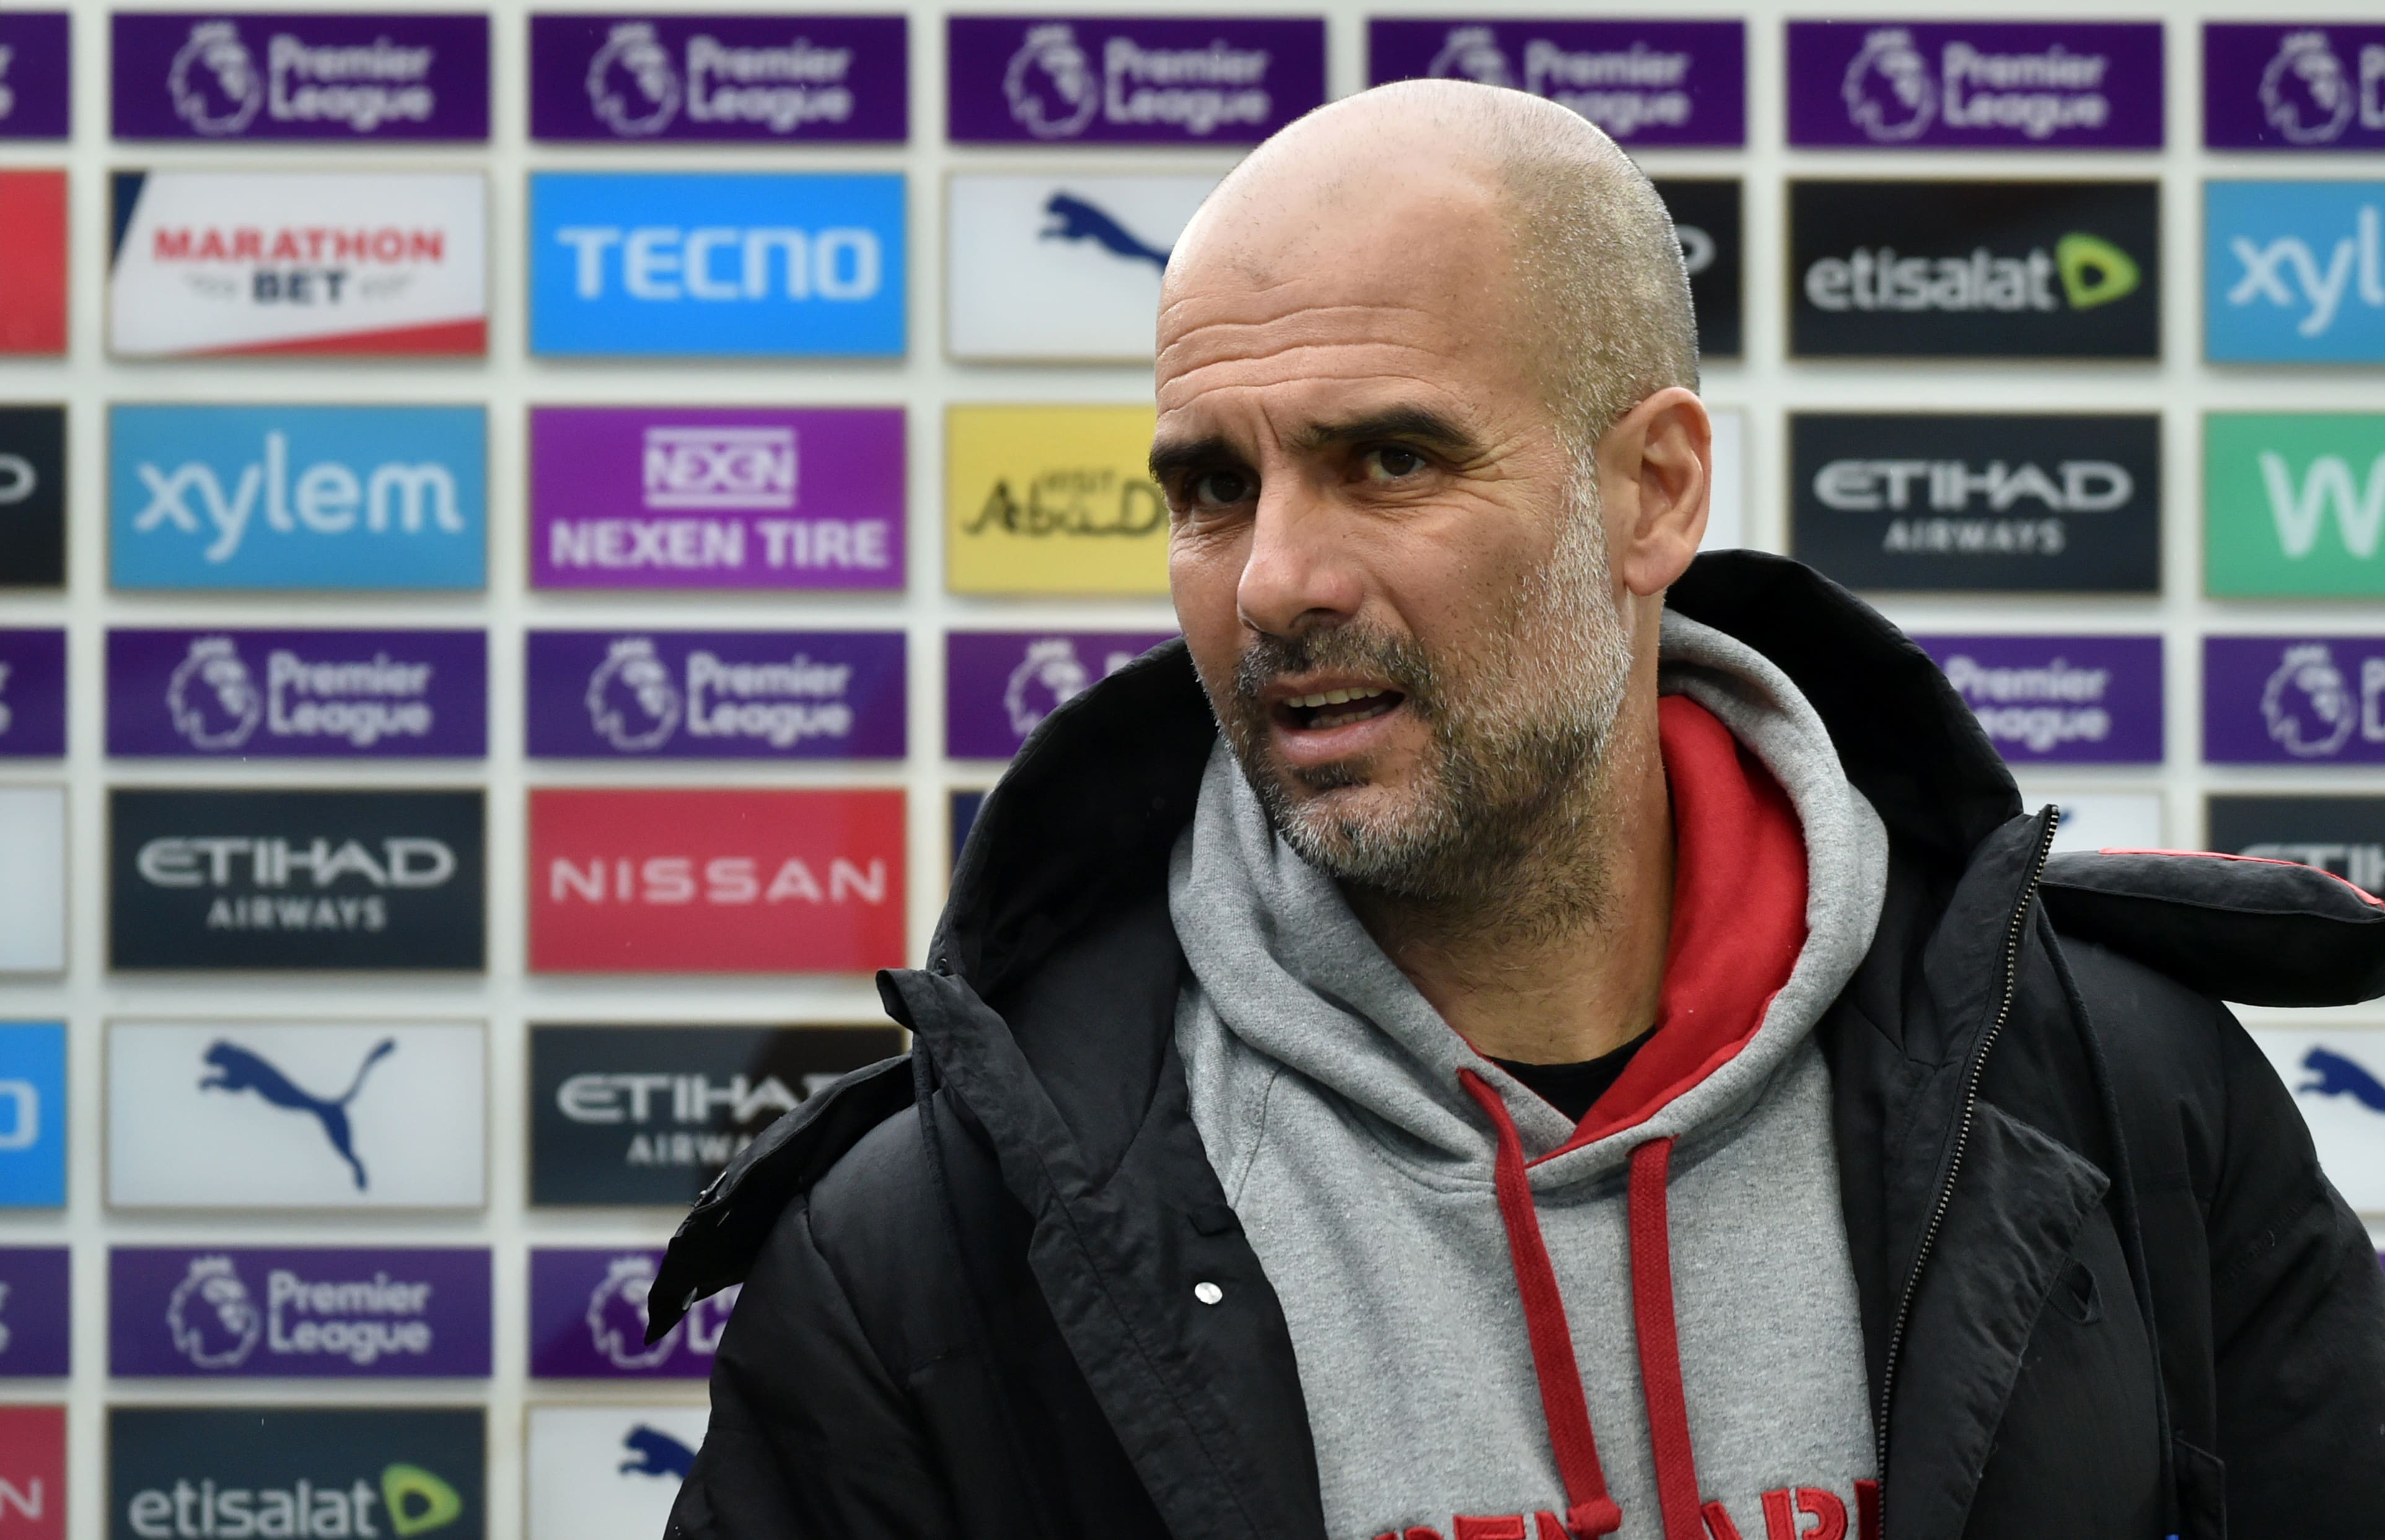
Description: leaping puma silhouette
620,1425,696,1481
200,1038,397,1190
1040,192,1171,272
2299,1046,2385,1114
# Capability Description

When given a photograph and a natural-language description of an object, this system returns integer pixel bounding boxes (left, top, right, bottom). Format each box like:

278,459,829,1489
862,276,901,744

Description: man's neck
1346,709,1675,1066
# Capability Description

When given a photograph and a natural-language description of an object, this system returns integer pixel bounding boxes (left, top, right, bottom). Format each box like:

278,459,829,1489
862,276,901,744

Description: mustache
1229,627,1441,720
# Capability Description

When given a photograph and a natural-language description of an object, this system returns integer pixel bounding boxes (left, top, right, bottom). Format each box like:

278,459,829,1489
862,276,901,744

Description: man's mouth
1276,686,1405,732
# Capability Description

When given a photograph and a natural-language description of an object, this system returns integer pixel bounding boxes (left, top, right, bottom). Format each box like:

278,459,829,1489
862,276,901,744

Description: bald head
1167,79,1698,454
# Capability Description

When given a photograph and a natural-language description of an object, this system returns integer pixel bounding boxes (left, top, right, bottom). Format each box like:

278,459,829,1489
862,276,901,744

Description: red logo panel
0,172,67,354
529,788,905,973
0,1406,64,1540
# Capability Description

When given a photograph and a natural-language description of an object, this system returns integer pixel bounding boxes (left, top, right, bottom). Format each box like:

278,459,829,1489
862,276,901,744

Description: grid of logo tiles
1,9,2383,1538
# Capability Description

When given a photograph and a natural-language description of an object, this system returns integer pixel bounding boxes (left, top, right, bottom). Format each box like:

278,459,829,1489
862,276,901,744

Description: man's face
1154,169,1634,900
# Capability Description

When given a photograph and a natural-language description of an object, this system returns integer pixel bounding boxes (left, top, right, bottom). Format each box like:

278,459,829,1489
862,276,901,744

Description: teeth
1289,688,1382,709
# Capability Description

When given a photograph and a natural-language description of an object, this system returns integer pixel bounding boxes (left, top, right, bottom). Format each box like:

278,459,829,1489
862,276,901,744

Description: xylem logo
1804,233,2137,313
529,172,905,356
2210,182,2385,359
110,406,486,590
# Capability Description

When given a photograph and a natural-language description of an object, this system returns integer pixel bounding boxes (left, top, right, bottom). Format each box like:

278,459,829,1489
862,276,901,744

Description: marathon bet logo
2207,414,2385,596
1790,180,2158,357
2208,180,2385,361
112,1406,482,1540
1791,414,2160,593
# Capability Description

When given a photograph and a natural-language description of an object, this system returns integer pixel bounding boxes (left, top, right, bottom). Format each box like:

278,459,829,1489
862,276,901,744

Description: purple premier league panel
1786,22,2164,150
525,629,906,759
529,406,905,592
0,1247,70,1376
1367,20,1745,148
1912,635,2164,766
2205,25,2385,151
946,630,1176,759
0,14,71,139
0,630,66,757
106,628,486,758
110,11,490,141
2206,636,2385,765
529,14,907,142
947,15,1325,145
529,1248,736,1380
109,1246,491,1378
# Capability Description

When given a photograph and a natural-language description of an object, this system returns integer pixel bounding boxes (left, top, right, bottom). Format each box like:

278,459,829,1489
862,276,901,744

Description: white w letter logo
2260,451,2385,558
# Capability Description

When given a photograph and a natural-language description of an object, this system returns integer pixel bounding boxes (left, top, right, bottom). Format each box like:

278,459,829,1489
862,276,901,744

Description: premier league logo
167,20,263,136
2262,643,2360,758
166,1255,262,1368
2260,31,2356,146
586,22,680,137
585,638,682,752
1003,638,1095,738
586,1255,674,1371
1004,24,1100,139
1424,27,1514,89
165,637,263,750
1842,28,1935,142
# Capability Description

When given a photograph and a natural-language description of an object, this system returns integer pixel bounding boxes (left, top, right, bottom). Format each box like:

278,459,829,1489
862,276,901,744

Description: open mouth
1276,686,1405,732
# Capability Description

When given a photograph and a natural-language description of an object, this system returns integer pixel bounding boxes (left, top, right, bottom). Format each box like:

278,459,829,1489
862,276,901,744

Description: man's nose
1236,483,1363,639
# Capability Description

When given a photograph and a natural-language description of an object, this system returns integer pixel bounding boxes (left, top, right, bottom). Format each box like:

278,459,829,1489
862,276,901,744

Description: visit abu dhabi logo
2208,181,2385,361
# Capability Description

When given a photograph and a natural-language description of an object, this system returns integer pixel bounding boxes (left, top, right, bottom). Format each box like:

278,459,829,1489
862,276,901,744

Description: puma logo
1041,191,1170,272
619,1425,696,1481
199,1038,397,1189
2300,1046,2385,1114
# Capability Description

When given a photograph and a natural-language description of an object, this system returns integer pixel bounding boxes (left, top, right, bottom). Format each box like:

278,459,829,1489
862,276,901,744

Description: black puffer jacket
653,553,2385,1540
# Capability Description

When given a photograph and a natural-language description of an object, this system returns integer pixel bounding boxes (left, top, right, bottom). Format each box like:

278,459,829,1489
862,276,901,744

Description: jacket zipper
1872,808,2060,1503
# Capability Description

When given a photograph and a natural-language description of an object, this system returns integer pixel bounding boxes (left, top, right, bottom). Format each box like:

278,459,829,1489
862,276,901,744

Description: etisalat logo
1841,26,2113,142
165,637,439,751
1804,230,2139,314
586,21,859,136
166,19,439,137
558,1067,827,1169
136,831,458,935
2259,643,2385,758
585,1254,732,1370
165,1254,434,1370
1423,25,1693,139
2258,31,2385,147
584,637,857,752
1003,22,1272,139
125,1464,462,1539
1814,454,2133,557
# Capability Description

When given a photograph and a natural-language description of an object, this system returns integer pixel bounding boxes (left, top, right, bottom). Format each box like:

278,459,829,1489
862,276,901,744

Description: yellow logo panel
946,405,1167,595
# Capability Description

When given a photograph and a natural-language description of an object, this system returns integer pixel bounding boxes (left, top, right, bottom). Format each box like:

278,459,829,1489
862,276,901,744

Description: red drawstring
1458,1071,1707,1540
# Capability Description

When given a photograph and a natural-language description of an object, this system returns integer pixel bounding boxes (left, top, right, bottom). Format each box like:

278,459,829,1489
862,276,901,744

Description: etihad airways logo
113,13,488,141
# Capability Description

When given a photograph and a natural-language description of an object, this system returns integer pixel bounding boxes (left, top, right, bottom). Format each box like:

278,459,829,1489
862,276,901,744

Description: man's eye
1190,470,1251,507
1363,447,1426,481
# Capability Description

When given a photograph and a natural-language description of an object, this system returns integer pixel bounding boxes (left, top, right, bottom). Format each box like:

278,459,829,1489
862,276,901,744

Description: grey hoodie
1169,612,1891,1540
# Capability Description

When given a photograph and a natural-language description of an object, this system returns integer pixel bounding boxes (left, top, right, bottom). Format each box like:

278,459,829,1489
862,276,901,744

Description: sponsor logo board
0,631,65,756
526,1405,705,1540
0,790,65,974
529,789,904,974
0,1405,63,1540
109,629,484,759
2207,413,2385,596
2251,1027,2385,1211
111,1247,490,1377
107,1019,486,1210
530,1248,730,1379
948,15,1324,144
1913,636,2163,764
946,173,1215,362
2207,794,2385,898
110,405,486,592
2205,636,2385,764
0,172,66,353
0,1025,64,1207
529,406,902,592
529,172,904,357
110,789,485,971
1789,414,2161,592
1787,22,2163,149
2207,180,2385,362
529,1024,901,1205
947,405,1164,594
109,171,486,357
111,12,488,141
946,631,1174,759
0,1248,69,1375
2028,790,2165,856
1368,20,1744,146
951,789,985,872
1789,180,2159,359
1703,407,1747,549
530,14,905,142
111,1407,483,1540
1654,179,1741,360
0,15,71,139
0,406,64,588
2205,26,2385,151
527,630,902,759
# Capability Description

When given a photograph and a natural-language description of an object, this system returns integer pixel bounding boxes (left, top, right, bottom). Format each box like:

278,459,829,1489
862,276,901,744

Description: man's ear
1597,387,1711,597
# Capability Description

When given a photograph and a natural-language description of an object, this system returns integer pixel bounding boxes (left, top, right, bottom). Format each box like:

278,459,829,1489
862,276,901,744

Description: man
652,82,2385,1540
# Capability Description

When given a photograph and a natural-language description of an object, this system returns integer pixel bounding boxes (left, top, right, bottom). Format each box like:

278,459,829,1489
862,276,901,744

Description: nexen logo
134,432,463,564
551,224,881,302
547,855,885,906
1806,234,2138,313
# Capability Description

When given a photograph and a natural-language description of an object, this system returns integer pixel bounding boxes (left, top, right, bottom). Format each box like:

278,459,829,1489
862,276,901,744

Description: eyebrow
1148,406,1484,483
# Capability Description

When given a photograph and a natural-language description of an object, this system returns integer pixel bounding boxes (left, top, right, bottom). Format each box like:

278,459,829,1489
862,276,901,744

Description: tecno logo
1813,458,2133,513
552,224,881,302
1804,232,2137,313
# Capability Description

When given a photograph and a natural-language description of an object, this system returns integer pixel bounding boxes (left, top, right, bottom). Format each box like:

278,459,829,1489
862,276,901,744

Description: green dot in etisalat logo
382,1464,465,1537
2056,233,2140,310
2205,414,2385,598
